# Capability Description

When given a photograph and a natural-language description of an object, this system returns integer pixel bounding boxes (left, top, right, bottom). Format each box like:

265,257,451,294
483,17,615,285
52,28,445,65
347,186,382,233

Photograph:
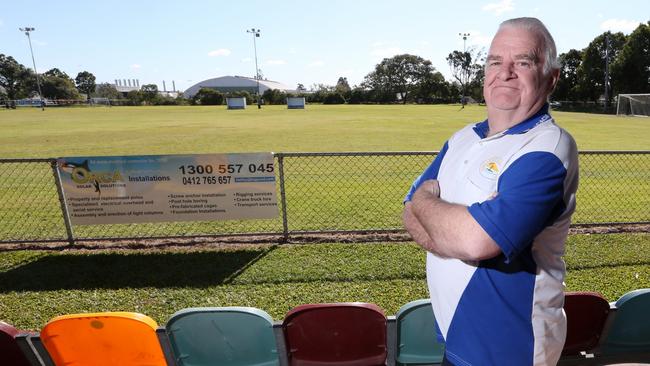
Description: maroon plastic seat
282,302,387,366
562,291,610,355
0,321,32,366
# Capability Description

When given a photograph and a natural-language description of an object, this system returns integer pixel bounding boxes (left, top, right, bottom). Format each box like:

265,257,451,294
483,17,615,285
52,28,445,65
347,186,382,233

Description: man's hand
412,179,440,201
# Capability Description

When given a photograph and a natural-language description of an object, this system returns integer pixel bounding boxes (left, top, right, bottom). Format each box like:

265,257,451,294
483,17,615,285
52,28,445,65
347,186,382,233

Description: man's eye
488,61,501,67
516,61,531,68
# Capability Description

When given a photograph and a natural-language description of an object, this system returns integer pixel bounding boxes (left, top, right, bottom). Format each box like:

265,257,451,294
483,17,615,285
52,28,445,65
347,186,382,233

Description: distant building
183,75,295,99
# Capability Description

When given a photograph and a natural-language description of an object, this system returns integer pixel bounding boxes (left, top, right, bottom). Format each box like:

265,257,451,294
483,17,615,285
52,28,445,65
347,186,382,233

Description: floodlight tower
459,32,470,108
19,27,44,111
247,28,262,109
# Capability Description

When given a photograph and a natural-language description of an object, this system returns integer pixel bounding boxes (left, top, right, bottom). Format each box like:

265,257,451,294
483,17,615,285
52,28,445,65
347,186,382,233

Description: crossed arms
402,179,501,261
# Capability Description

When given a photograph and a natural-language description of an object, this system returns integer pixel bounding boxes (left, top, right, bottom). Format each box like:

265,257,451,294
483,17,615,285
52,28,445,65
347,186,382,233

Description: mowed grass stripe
1,105,649,158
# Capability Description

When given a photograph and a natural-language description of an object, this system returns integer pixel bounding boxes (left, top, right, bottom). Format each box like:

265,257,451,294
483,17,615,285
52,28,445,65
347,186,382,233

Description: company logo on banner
56,153,277,225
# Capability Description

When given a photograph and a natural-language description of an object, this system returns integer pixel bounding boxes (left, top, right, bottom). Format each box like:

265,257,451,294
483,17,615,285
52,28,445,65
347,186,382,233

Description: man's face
483,27,554,115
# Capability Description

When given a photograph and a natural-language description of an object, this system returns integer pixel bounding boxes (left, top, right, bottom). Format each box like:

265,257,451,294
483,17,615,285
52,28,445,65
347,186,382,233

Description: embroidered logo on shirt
480,158,502,179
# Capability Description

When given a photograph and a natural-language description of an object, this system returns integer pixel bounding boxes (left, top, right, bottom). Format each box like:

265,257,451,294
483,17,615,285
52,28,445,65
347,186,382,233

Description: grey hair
497,17,561,75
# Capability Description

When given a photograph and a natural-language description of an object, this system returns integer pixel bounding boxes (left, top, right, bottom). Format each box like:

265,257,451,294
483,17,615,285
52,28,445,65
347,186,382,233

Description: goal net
616,94,650,117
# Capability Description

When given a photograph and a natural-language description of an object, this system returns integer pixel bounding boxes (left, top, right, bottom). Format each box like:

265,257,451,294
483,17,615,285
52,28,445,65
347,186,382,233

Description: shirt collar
473,104,551,139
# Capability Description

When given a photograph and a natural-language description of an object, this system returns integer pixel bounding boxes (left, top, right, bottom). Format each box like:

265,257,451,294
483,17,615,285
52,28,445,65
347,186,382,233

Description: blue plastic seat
394,299,445,365
166,307,279,366
600,288,650,356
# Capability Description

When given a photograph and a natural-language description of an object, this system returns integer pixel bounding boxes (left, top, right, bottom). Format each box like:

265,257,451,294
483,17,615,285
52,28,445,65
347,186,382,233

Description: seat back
394,299,445,365
166,307,279,366
0,321,32,366
601,288,650,354
282,302,387,366
562,292,610,355
40,312,167,366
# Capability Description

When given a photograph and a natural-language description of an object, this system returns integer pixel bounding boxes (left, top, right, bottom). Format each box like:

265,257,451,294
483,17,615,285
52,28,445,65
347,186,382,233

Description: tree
577,31,626,103
446,47,485,104
262,88,286,105
363,54,435,104
95,83,121,100
611,22,650,95
553,49,583,101
140,84,159,104
44,68,71,80
75,71,96,100
192,88,224,105
414,70,451,103
40,73,80,99
0,54,33,100
335,77,351,100
296,83,307,94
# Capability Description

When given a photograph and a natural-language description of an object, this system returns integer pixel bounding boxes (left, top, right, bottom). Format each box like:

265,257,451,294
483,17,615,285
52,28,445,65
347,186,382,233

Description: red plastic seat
0,321,32,366
282,302,387,366
562,291,610,355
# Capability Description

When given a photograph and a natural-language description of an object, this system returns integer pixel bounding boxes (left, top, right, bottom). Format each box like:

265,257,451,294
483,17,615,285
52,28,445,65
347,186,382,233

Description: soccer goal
616,94,650,117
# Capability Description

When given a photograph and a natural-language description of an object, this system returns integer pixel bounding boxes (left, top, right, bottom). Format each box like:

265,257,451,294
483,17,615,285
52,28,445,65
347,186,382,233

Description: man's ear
548,68,560,94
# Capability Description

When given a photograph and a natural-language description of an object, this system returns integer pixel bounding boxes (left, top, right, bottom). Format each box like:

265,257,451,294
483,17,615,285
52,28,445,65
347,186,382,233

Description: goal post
616,94,650,117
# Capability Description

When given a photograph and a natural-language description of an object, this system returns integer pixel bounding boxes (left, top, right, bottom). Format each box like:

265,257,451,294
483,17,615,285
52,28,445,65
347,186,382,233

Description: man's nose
497,62,516,80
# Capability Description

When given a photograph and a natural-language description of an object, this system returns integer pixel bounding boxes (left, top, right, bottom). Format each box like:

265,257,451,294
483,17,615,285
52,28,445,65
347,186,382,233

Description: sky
1,0,648,92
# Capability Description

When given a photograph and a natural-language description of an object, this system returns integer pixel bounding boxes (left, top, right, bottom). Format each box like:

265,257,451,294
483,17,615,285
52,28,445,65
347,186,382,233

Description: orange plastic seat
41,312,167,366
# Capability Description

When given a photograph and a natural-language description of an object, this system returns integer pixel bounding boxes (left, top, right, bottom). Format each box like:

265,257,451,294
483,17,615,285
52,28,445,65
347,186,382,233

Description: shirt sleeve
467,151,568,261
403,141,449,203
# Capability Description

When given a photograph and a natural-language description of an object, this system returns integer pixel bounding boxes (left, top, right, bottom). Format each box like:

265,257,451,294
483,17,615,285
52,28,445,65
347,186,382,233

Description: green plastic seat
395,299,445,365
166,307,279,366
600,288,650,355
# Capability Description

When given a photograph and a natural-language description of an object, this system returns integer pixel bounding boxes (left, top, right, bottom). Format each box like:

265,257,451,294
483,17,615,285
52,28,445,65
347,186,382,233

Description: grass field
1,105,649,158
0,105,649,331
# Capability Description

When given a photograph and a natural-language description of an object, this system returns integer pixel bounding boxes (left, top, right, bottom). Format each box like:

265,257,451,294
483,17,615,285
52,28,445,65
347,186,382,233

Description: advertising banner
56,153,277,225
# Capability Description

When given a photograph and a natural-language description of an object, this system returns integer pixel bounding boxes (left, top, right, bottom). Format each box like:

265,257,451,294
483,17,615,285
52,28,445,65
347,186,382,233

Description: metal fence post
277,154,289,242
50,159,75,245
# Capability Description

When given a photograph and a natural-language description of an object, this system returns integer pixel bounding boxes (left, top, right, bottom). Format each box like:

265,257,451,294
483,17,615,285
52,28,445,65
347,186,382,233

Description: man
403,17,578,366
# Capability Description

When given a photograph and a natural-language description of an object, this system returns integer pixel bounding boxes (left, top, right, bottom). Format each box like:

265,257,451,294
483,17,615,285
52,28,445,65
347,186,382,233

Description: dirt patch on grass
1,225,647,252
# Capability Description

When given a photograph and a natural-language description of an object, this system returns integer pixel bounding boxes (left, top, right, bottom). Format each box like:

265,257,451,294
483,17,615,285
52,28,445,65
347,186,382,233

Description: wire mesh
0,152,647,244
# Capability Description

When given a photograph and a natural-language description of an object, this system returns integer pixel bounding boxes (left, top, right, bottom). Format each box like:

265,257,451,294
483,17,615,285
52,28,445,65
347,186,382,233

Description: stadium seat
166,307,280,366
562,291,610,356
282,302,387,366
40,312,167,366
0,321,32,366
394,299,445,365
599,288,650,358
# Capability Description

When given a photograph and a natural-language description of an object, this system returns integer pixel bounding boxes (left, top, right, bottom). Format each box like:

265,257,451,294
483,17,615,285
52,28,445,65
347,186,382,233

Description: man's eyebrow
513,53,538,62
486,55,502,61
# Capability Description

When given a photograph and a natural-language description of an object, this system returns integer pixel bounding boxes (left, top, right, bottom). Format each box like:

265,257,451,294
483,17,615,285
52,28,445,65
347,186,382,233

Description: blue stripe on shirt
467,151,567,262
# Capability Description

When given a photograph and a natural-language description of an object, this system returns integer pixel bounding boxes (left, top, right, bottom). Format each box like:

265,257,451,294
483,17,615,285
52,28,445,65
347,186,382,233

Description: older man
403,18,579,365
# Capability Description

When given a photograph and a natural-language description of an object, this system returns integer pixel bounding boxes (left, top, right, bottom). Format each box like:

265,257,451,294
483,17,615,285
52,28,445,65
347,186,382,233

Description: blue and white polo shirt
405,105,579,366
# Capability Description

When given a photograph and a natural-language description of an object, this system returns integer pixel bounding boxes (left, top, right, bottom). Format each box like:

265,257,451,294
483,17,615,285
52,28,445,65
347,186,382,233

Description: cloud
308,60,325,67
130,64,141,70
266,59,286,65
371,46,403,58
241,57,252,63
600,18,642,33
208,48,231,57
482,0,515,15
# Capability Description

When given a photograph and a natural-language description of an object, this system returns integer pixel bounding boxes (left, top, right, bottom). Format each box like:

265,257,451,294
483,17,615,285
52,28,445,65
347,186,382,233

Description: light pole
459,32,470,108
247,28,262,109
19,27,44,111
603,33,610,112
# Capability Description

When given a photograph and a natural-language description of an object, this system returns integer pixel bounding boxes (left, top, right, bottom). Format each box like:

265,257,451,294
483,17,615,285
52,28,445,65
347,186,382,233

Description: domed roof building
183,75,295,98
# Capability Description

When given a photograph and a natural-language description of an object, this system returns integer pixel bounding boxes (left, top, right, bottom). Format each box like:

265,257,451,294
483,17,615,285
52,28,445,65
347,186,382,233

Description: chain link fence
1,152,648,245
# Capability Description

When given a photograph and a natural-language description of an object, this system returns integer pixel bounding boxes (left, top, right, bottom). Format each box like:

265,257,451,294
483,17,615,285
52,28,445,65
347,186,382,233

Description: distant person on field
402,17,579,365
